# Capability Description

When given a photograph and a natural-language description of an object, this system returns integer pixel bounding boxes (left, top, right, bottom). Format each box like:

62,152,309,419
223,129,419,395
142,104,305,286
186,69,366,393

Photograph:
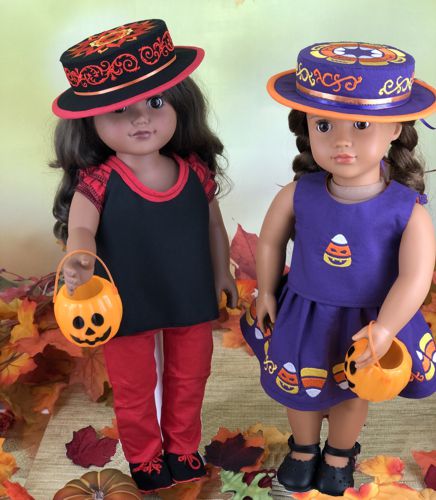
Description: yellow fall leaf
358,455,404,484
0,437,18,495
247,423,290,447
0,298,21,319
0,345,36,386
375,482,421,499
10,299,39,343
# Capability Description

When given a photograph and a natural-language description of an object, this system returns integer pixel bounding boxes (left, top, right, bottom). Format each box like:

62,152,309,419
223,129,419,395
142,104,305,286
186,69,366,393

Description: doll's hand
216,273,239,309
63,253,95,296
352,323,394,370
256,292,277,334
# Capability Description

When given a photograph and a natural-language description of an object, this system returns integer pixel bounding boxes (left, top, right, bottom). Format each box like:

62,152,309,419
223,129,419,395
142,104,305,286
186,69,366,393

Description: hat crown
60,19,175,95
296,42,415,109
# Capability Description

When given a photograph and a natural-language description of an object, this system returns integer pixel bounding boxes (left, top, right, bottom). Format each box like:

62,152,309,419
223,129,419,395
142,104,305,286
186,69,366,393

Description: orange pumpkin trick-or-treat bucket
344,321,412,402
53,250,123,348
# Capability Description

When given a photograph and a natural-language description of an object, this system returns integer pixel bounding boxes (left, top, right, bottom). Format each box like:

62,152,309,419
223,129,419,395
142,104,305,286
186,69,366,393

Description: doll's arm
354,203,435,368
209,198,238,308
256,182,296,332
63,192,100,294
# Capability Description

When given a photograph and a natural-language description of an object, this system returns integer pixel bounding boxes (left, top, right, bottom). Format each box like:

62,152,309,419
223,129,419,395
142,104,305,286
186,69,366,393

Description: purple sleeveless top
288,172,420,308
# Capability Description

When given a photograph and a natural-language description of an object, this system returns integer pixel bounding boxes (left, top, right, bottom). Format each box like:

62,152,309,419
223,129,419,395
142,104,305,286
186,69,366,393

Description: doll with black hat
50,19,237,493
241,42,436,495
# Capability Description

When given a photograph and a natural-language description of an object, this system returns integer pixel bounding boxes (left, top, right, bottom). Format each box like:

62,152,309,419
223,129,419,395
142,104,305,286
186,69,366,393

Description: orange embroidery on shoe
178,454,201,470
133,456,163,474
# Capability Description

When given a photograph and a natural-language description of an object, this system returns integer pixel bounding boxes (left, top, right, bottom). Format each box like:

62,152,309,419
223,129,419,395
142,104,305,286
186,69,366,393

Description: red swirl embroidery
139,31,174,65
313,69,363,93
65,54,140,88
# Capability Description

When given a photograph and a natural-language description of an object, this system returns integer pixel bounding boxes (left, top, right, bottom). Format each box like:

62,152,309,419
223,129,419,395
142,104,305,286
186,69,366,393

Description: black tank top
95,165,218,336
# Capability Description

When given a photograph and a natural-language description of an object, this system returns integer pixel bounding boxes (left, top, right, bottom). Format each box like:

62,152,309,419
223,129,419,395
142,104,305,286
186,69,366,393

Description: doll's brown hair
51,77,229,243
288,110,426,193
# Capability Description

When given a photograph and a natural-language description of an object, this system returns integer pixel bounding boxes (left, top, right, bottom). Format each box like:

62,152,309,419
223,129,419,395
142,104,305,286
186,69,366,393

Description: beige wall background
1,0,436,276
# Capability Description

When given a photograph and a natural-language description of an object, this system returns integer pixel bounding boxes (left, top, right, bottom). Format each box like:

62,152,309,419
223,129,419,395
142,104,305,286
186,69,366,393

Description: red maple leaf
204,433,264,472
65,425,117,467
425,464,436,489
2,480,35,499
230,225,258,280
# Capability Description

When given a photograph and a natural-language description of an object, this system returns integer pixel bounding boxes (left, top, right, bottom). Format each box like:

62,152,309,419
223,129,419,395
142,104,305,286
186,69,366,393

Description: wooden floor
8,331,436,499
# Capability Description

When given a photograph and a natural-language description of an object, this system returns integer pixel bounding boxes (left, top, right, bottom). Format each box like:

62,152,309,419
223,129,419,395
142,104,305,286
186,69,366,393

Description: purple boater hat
267,42,436,122
53,19,204,119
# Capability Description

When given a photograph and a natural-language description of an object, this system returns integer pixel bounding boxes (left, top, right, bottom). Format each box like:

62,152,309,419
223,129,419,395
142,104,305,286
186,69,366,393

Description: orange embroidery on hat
68,21,156,57
310,42,406,66
138,31,174,65
313,69,363,92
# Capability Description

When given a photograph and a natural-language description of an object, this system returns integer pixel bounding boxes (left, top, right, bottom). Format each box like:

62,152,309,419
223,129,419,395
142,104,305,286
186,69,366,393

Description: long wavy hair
288,109,425,193
50,76,230,243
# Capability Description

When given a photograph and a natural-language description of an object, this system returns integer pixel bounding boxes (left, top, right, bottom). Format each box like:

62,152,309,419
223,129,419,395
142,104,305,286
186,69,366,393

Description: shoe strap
323,441,361,458
288,435,320,455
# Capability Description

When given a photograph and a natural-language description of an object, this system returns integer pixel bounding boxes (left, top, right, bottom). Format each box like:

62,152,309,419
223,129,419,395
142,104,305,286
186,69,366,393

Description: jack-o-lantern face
54,276,123,348
323,234,352,268
70,312,113,346
276,362,299,394
344,337,412,402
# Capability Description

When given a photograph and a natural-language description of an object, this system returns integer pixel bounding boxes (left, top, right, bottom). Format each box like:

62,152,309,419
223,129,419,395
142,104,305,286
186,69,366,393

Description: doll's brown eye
147,96,164,109
114,107,127,114
316,120,332,133
354,121,370,130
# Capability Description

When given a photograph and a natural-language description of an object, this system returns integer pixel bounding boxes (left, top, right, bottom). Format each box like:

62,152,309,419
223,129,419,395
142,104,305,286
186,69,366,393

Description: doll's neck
327,174,387,204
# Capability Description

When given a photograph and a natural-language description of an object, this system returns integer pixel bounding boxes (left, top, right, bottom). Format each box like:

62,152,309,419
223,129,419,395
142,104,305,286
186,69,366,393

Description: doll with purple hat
241,42,436,495
50,19,237,493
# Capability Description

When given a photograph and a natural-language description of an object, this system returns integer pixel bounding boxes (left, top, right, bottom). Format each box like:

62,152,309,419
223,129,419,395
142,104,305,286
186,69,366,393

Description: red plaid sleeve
76,163,112,213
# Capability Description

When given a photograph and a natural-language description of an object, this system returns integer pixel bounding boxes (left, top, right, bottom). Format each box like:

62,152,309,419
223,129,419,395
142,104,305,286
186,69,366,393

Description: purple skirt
241,283,436,411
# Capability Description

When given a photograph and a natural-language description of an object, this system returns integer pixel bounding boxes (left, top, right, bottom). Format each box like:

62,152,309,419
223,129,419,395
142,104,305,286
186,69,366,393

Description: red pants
103,322,213,463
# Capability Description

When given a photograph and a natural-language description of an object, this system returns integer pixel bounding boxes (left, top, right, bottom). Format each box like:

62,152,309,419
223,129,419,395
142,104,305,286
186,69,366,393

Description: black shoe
129,454,173,493
164,451,206,483
277,435,321,492
315,441,361,496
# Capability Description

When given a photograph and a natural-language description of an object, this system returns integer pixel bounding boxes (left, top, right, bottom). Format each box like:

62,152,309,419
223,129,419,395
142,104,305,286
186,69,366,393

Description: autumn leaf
204,431,264,472
375,482,421,499
220,470,272,500
420,488,436,500
412,450,436,477
99,418,119,440
15,328,83,358
18,345,75,386
9,299,39,343
358,455,404,484
0,438,18,495
66,425,117,467
425,464,436,490
0,346,36,386
0,298,21,320
236,280,257,309
2,480,35,499
158,476,206,499
247,423,290,465
69,347,109,401
230,225,258,280
31,382,68,414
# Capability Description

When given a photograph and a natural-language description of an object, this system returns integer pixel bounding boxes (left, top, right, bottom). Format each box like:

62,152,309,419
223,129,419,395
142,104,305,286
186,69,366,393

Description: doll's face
93,95,177,159
307,115,402,186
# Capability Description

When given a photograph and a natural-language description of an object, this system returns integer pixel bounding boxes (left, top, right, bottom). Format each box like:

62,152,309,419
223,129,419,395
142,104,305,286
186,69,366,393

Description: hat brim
53,46,204,119
267,70,436,123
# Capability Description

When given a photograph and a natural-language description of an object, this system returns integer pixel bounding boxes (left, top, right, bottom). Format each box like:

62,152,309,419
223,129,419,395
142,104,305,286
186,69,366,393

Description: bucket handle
53,250,117,304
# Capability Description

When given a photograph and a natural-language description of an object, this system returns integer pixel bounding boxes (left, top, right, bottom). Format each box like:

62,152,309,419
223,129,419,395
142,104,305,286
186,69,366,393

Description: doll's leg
277,408,324,491
103,331,162,462
286,408,324,460
315,397,367,496
325,397,368,467
161,322,213,482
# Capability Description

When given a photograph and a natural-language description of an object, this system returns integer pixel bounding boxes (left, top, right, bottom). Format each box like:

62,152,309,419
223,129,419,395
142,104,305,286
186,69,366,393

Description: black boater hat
53,19,204,118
